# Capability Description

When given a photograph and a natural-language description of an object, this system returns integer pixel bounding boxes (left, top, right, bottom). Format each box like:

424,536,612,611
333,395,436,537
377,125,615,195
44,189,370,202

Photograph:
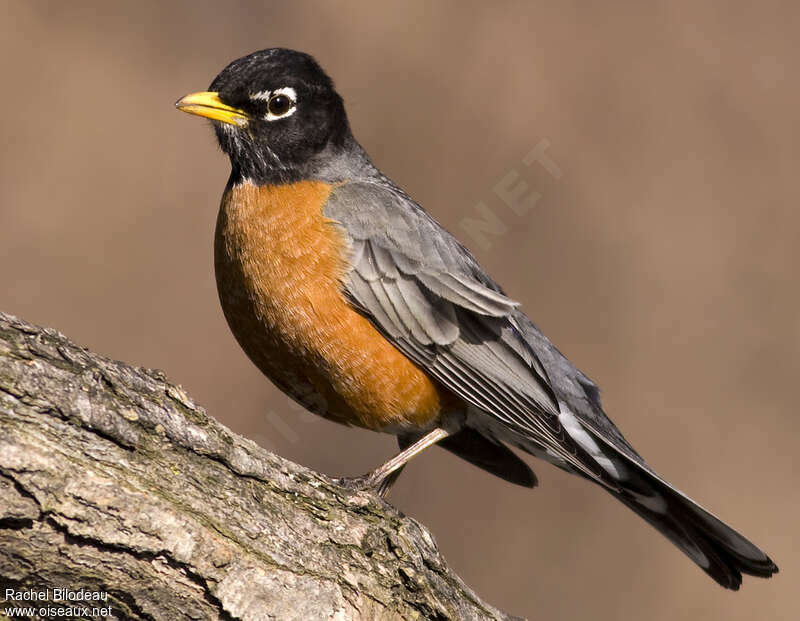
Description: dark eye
268,94,292,116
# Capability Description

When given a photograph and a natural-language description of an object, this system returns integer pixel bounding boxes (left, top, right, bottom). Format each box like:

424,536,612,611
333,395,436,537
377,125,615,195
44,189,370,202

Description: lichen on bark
0,313,522,621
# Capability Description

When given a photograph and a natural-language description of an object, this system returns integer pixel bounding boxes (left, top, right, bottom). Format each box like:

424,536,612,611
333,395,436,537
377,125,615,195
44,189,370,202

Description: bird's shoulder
323,177,644,463
323,178,510,297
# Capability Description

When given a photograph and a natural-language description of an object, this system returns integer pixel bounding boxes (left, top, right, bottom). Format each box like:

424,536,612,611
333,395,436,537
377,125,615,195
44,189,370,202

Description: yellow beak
175,91,249,126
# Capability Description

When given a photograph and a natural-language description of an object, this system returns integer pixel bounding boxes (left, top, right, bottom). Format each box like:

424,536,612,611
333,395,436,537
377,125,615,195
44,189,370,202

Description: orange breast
214,180,445,432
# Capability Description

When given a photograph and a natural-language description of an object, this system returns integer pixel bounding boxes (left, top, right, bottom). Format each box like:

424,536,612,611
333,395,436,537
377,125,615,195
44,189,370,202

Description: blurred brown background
1,1,796,619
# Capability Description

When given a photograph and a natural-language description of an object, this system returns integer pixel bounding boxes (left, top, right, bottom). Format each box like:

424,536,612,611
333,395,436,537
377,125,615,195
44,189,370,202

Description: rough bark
0,313,522,621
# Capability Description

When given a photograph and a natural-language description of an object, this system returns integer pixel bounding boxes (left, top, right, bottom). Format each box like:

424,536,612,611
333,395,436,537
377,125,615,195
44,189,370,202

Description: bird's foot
335,474,377,492
335,469,401,498
334,428,449,498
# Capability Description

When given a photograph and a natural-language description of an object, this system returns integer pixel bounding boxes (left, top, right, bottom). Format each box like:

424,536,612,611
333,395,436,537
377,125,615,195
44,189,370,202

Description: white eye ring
250,87,297,121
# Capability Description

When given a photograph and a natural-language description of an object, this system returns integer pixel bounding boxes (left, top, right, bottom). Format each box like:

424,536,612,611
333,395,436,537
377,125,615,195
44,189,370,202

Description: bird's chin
214,120,243,140
213,125,248,167
214,128,298,185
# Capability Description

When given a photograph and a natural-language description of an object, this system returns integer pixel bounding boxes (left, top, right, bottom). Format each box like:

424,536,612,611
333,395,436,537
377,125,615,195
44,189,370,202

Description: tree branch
0,313,522,621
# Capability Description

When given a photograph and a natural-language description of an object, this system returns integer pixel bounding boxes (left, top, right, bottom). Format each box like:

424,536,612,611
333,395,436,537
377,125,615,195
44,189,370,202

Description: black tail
609,455,778,589
572,419,778,588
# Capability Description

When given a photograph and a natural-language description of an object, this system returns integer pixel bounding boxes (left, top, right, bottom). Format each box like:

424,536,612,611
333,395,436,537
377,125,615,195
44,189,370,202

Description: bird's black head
177,48,351,184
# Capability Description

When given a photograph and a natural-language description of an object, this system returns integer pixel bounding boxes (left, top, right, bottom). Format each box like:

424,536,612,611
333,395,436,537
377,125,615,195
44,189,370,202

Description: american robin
176,48,777,589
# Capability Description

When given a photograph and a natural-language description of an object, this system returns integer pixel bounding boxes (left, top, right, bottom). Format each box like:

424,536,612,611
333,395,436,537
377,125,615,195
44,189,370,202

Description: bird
175,48,778,590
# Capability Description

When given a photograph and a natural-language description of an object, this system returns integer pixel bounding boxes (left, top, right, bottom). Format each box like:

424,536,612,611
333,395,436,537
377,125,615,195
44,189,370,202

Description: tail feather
613,477,777,589
594,434,779,588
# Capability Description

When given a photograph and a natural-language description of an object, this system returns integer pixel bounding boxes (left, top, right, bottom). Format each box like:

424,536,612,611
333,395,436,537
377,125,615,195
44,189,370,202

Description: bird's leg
337,427,451,497
374,465,406,497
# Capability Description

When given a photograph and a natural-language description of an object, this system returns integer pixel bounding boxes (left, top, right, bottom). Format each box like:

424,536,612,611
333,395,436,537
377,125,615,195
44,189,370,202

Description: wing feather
325,181,610,485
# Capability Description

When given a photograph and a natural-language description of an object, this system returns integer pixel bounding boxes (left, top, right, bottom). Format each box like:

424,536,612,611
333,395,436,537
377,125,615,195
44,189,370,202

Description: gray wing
326,182,777,587
511,312,646,465
324,181,611,484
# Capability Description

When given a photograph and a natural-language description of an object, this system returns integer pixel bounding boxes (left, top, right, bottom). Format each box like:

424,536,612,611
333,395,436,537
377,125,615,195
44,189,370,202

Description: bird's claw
335,474,380,492
335,473,393,498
